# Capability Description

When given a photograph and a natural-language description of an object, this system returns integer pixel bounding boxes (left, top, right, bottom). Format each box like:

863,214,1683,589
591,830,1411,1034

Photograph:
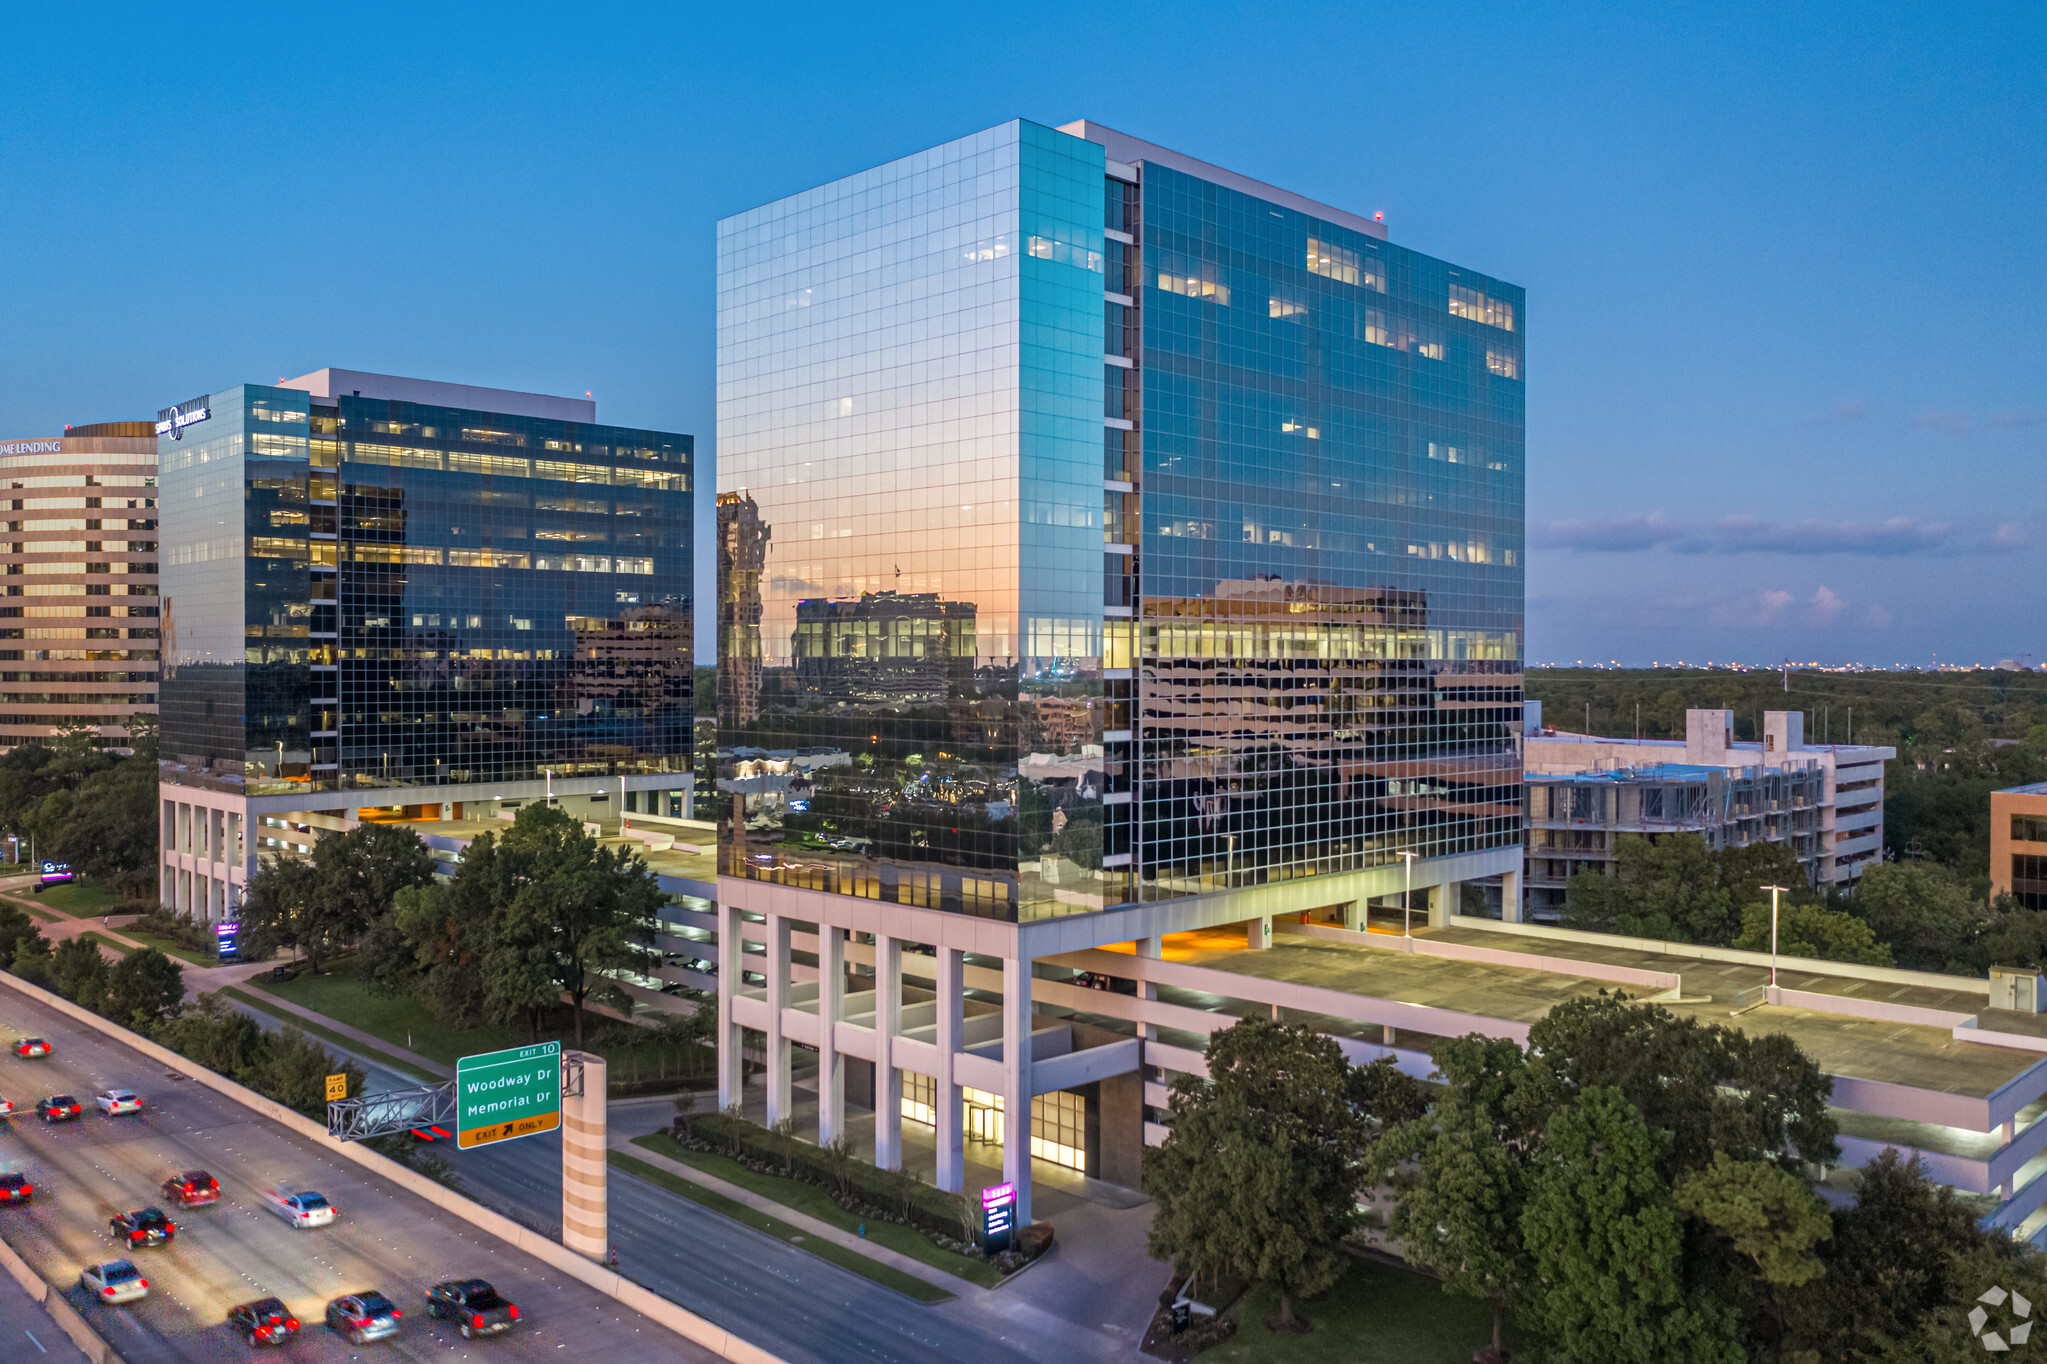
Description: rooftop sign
155,397,211,440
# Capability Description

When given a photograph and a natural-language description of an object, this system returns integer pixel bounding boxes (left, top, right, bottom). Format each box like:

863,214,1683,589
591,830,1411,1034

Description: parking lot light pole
1763,884,1790,988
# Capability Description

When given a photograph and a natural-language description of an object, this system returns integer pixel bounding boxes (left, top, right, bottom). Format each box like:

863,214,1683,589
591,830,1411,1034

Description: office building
1993,783,2047,910
0,424,159,751
1521,704,1893,917
714,119,1525,1220
156,369,693,921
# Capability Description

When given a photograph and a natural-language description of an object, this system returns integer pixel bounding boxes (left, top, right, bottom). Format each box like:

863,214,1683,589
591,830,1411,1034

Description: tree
158,991,266,1080
1563,834,1738,944
0,901,40,963
9,932,51,985
1517,993,1836,1182
259,1024,366,1120
1780,1149,1995,1358
1850,860,1989,972
475,806,664,1046
50,725,160,898
100,948,185,1029
1672,1151,1831,1340
1145,1019,1365,1329
239,854,319,965
1731,899,1894,966
1519,1087,1744,1364
49,936,107,1010
312,823,437,947
1372,1035,1533,1362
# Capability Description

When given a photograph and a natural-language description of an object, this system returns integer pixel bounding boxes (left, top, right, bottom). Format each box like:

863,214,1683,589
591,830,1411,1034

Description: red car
14,1038,50,1059
161,1170,220,1207
0,1173,32,1205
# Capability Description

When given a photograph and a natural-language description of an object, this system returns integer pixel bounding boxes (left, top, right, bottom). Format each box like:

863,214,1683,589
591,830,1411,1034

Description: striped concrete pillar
561,1051,607,1261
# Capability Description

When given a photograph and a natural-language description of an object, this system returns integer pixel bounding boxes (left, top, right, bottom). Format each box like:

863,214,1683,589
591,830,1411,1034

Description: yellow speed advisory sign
325,1073,348,1102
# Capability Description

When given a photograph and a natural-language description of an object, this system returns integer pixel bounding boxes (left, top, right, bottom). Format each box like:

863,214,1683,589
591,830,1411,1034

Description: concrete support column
1502,867,1523,923
873,934,903,1171
1342,900,1362,931
816,924,845,1147
1431,881,1460,929
935,946,964,1192
1002,955,1034,1229
561,1051,608,1261
715,904,743,1112
1246,916,1272,950
764,914,792,1126
1134,936,1160,1039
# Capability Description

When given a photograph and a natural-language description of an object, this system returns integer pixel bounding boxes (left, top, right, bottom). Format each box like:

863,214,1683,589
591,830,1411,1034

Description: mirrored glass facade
718,120,1523,924
159,384,693,799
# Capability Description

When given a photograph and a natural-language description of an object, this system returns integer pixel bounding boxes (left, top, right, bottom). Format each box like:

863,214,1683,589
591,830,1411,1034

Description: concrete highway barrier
0,967,788,1364
0,1224,123,1363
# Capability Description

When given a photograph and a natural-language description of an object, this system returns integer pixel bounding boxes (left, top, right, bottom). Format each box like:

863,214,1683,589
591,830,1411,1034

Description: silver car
81,1259,148,1304
325,1290,402,1344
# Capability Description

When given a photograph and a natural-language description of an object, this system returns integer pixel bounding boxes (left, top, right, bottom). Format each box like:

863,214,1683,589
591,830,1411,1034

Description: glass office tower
717,119,1523,925
157,370,692,921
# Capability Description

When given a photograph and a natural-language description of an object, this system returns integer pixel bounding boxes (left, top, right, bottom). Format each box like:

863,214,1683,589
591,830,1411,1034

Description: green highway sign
455,1041,561,1149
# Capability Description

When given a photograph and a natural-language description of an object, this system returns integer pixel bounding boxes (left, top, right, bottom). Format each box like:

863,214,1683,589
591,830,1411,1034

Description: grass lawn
631,1132,1002,1288
608,1152,952,1303
221,986,443,1083
250,964,528,1068
1200,1254,1514,1364
117,927,214,968
8,879,124,917
250,961,714,1082
78,931,136,958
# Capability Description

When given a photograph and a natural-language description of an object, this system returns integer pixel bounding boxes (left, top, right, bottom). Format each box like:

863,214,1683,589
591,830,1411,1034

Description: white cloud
1805,585,1845,626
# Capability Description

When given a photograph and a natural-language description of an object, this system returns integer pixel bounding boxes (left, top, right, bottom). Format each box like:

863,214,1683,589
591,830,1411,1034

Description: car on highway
324,1290,403,1345
0,1173,33,1205
109,1207,177,1248
35,1095,82,1122
81,1260,147,1304
161,1170,220,1207
263,1188,335,1228
15,1037,50,1059
227,1297,300,1347
425,1279,519,1338
94,1088,142,1117
0,1096,12,1119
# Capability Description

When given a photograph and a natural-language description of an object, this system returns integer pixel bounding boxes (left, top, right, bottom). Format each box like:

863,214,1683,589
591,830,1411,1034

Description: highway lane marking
22,1328,45,1353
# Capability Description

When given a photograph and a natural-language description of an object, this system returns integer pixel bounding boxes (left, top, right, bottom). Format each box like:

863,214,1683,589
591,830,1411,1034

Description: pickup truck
425,1279,519,1338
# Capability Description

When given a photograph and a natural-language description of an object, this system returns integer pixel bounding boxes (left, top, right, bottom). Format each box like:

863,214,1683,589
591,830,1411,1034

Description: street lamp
1762,884,1790,988
1400,849,1418,939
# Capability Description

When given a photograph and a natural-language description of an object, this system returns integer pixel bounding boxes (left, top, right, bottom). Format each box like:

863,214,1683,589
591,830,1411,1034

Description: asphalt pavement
223,1006,1050,1364
0,988,724,1364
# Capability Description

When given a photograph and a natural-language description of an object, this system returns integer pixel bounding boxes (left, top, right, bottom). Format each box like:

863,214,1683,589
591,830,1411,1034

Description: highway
312,1044,1045,1364
0,987,723,1364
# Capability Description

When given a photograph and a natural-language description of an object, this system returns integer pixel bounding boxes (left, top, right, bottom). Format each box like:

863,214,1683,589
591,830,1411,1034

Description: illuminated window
1306,238,1357,284
1156,255,1230,306
1450,283,1515,331
898,1075,1088,1172
1269,298,1306,320
1282,422,1321,439
1487,350,1520,379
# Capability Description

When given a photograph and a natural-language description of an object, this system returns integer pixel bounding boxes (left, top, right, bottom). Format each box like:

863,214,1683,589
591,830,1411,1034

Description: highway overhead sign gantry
455,1041,561,1149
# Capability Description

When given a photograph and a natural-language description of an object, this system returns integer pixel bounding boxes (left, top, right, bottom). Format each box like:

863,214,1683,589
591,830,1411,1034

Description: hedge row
678,1110,982,1247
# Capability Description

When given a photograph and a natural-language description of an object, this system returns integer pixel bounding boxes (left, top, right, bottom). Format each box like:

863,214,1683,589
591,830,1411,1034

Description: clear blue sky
2,3,2040,667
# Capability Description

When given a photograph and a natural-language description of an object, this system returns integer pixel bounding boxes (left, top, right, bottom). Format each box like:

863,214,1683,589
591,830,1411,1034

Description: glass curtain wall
1133,164,1526,900
717,119,1108,922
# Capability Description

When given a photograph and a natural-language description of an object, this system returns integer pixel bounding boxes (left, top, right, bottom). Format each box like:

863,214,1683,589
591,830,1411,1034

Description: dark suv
227,1298,299,1347
110,1207,177,1248
425,1279,518,1337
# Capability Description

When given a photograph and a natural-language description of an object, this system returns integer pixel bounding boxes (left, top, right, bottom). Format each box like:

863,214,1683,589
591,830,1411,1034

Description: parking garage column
1002,955,1034,1229
873,934,904,1170
1502,867,1523,923
817,924,845,1147
935,946,965,1192
1134,936,1160,1038
716,903,744,1111
1246,916,1272,950
765,913,793,1126
1431,881,1460,929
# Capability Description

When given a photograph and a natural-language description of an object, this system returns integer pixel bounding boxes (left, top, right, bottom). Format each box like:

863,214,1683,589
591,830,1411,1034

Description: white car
264,1189,335,1228
81,1259,148,1304
0,1096,13,1119
94,1089,141,1117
